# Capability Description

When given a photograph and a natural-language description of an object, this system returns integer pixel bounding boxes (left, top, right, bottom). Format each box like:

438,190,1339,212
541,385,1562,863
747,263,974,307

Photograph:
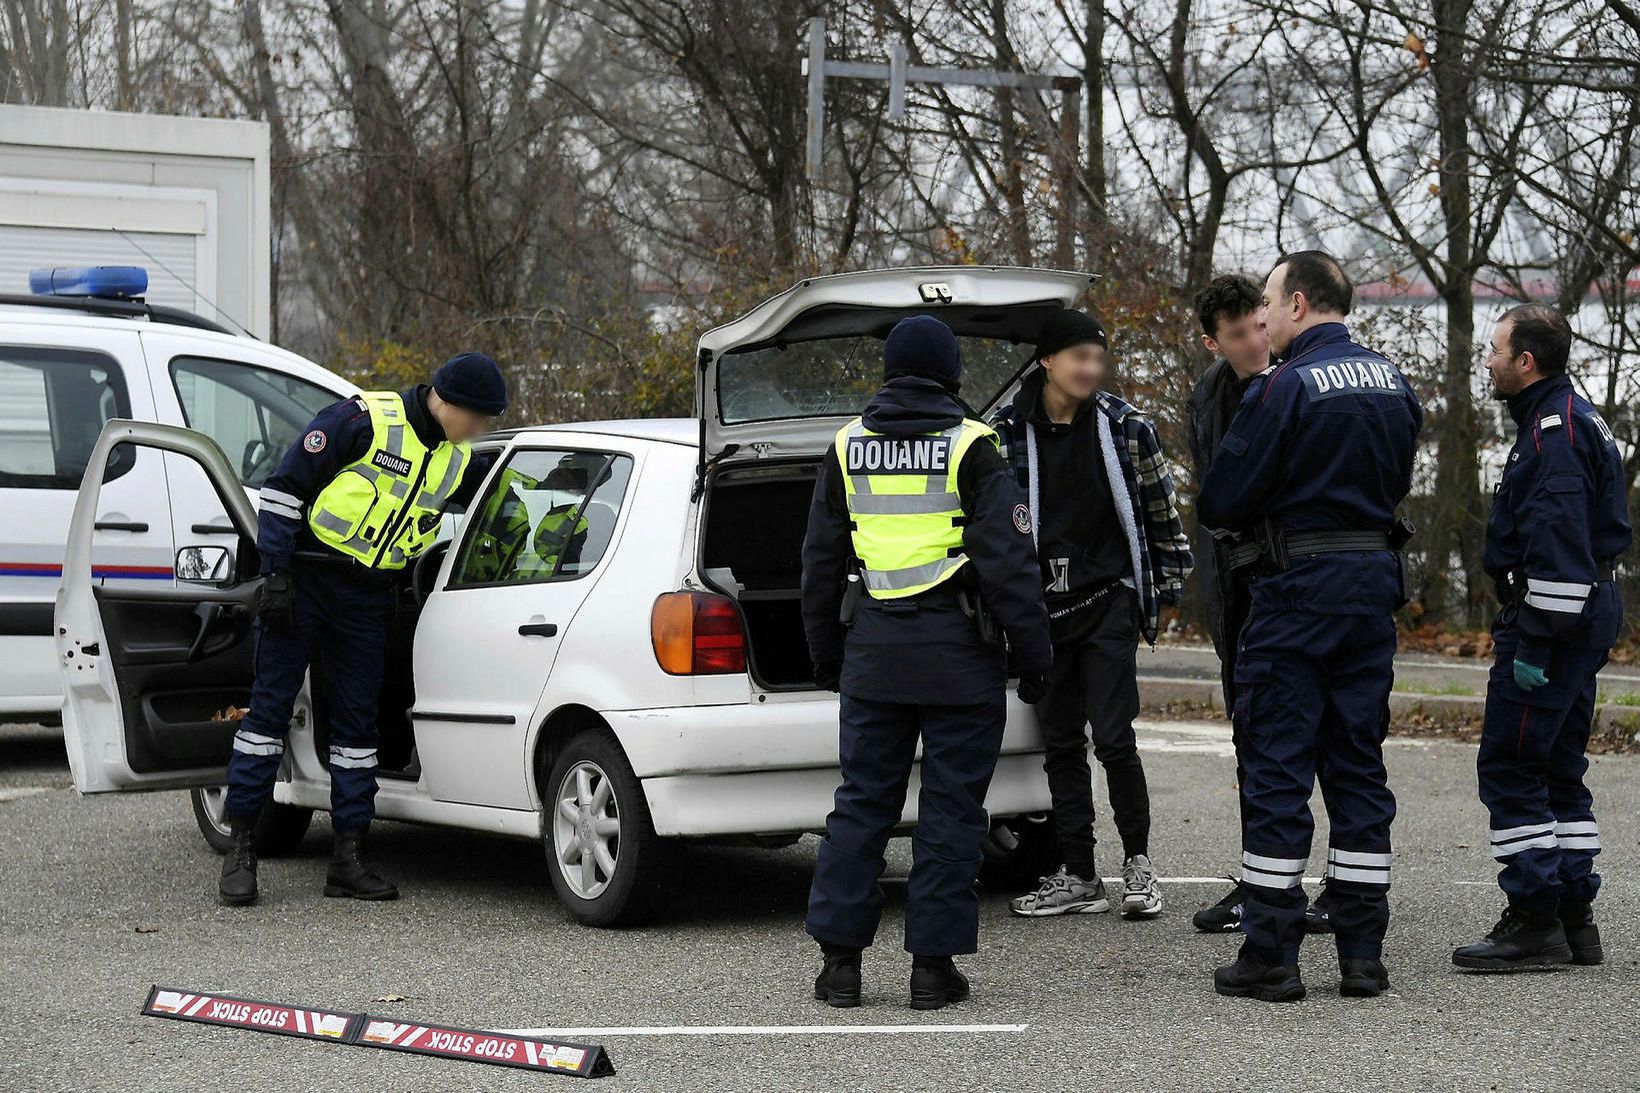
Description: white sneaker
1122,854,1163,918
1010,868,1110,917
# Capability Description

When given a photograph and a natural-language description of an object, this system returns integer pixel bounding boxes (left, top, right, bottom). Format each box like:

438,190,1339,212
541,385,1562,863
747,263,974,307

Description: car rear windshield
718,335,1037,425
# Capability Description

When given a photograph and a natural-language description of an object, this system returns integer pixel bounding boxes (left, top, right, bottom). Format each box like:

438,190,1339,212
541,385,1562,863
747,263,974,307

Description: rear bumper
604,692,1046,778
642,751,1051,837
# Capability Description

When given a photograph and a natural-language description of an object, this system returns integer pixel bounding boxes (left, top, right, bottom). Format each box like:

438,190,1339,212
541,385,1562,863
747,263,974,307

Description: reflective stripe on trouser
1477,627,1608,909
806,691,1007,956
1233,609,1398,963
224,564,392,831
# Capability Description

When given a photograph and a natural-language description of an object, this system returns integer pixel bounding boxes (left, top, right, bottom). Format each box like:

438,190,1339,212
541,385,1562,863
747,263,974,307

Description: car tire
977,813,1060,891
543,729,666,927
190,786,313,857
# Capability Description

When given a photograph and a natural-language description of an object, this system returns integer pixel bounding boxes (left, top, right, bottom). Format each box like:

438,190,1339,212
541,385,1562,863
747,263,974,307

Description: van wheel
190,786,313,856
543,730,665,927
978,813,1059,891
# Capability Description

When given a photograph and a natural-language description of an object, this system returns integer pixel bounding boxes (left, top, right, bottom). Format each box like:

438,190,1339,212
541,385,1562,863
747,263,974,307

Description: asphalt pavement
2,717,1636,1092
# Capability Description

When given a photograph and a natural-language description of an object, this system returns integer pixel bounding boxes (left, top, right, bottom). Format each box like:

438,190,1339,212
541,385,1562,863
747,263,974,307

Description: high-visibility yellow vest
308,391,471,570
834,416,997,599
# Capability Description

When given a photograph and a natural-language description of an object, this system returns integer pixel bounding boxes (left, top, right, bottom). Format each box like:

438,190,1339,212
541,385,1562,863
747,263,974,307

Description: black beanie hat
883,315,962,390
1034,308,1107,360
433,351,508,415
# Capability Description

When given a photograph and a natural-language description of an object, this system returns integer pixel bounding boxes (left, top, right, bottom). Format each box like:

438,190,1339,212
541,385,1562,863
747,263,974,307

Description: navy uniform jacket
801,376,1053,706
1198,322,1423,615
254,384,495,575
1485,373,1631,662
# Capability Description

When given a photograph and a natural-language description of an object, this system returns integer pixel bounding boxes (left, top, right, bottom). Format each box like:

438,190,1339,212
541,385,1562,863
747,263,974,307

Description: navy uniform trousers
1234,608,1397,964
225,562,393,831
806,690,1007,956
1479,613,1608,912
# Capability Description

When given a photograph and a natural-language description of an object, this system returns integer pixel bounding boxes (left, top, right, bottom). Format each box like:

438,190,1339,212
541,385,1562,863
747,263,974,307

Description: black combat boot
1558,900,1603,966
1338,956,1390,997
1214,953,1306,1002
909,956,970,1011
1451,905,1572,971
324,828,399,900
813,945,862,1008
218,815,259,906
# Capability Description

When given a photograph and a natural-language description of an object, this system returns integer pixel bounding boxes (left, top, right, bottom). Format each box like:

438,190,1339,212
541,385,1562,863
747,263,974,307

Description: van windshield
717,335,1037,425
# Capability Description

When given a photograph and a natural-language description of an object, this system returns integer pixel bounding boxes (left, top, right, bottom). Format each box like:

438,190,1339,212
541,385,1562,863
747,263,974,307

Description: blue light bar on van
29,266,149,299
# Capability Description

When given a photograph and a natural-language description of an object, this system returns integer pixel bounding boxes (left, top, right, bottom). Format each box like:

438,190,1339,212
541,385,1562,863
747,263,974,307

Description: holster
839,564,864,628
957,588,1004,647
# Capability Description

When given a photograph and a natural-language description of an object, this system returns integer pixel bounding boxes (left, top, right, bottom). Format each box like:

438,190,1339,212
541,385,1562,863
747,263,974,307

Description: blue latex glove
1513,658,1549,692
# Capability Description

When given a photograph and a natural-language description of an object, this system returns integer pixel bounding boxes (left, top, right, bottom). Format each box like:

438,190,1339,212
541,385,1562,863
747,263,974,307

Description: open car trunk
700,459,821,689
693,265,1096,690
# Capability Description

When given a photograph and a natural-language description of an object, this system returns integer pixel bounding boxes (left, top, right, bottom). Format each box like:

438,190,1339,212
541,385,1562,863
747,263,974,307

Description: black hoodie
801,376,1052,705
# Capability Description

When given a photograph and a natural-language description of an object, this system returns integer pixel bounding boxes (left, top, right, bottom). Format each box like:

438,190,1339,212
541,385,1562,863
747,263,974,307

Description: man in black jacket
801,315,1052,1011
1185,275,1332,938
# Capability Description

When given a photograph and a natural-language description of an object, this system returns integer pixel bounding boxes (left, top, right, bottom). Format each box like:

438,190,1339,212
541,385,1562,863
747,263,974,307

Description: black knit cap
883,314,963,390
433,351,508,415
1034,307,1107,359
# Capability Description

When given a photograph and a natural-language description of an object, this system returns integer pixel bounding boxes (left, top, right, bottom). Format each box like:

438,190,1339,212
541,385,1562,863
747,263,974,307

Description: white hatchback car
57,266,1094,926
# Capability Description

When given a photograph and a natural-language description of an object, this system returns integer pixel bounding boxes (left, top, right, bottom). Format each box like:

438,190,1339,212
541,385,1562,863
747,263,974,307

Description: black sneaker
813,949,862,1008
1558,901,1603,967
1192,879,1243,934
1452,906,1573,972
1214,954,1305,1002
1304,882,1334,934
909,957,970,1011
1339,956,1390,997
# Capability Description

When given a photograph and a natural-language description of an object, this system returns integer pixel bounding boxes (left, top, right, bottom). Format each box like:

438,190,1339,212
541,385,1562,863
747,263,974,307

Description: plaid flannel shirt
993,389,1193,645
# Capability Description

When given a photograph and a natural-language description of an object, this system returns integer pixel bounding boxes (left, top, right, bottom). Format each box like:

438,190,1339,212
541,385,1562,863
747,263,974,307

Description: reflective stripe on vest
835,417,996,599
308,392,470,570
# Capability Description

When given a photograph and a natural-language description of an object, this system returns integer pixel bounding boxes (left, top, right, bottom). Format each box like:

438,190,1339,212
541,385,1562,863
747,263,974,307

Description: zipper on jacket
370,453,432,568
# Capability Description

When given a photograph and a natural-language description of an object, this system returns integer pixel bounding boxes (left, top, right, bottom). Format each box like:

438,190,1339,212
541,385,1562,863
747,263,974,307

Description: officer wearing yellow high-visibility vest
801,315,1052,1010
217,353,506,907
463,460,591,583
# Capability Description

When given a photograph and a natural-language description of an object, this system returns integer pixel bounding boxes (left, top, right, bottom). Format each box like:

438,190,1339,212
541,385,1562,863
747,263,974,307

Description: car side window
169,357,339,487
0,346,134,489
448,448,634,588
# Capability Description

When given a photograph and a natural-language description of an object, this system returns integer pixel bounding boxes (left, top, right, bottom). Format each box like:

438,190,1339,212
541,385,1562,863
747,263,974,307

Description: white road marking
0,786,53,803
494,1023,1029,1038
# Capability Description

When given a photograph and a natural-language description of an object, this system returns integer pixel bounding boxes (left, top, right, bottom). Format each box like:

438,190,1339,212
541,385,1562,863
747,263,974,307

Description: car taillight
651,592,747,675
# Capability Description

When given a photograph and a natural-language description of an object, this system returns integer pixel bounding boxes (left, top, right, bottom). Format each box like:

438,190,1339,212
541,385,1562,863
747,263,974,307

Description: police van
0,267,355,723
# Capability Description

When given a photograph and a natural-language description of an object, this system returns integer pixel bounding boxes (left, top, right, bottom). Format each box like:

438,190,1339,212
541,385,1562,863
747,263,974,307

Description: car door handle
517,622,559,637
191,522,237,535
94,519,149,532
187,602,224,662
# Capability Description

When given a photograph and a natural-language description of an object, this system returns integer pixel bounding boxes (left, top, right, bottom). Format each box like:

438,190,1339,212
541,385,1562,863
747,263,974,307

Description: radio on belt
142,986,615,1079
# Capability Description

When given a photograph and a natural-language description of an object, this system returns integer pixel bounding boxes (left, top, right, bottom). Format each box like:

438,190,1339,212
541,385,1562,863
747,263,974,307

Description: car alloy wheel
553,760,621,899
197,785,231,838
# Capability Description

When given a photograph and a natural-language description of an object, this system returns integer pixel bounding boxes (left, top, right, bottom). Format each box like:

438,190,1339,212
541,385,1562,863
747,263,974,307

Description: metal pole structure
802,16,1082,187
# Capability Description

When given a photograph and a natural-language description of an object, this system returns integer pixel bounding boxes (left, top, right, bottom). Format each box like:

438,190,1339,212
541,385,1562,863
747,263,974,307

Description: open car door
695,265,1097,464
57,420,262,793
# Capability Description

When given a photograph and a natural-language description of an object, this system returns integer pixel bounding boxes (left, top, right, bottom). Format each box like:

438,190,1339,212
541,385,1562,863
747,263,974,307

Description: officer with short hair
218,352,507,906
801,315,1052,1011
1452,305,1631,971
1199,251,1422,1002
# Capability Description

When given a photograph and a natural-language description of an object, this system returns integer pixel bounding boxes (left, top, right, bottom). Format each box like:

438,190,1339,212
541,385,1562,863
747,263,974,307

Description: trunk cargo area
700,460,822,689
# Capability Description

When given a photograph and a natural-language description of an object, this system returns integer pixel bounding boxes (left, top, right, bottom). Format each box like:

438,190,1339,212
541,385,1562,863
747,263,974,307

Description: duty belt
1223,529,1393,571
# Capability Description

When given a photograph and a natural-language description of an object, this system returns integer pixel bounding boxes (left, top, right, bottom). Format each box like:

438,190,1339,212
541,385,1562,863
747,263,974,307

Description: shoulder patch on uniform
1536,413,1562,431
1012,503,1033,535
303,430,327,453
